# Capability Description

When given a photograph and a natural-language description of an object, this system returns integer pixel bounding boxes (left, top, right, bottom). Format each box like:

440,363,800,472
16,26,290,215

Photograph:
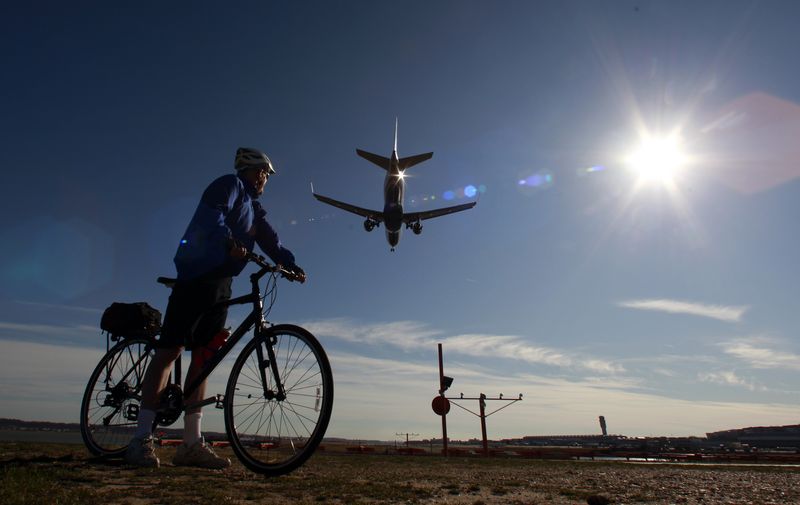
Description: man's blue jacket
174,173,296,280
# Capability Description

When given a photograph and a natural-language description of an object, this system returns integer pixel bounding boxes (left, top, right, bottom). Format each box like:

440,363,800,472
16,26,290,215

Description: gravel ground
1,442,799,504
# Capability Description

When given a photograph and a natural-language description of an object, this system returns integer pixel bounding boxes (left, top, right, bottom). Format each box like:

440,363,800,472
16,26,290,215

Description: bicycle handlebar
245,252,306,284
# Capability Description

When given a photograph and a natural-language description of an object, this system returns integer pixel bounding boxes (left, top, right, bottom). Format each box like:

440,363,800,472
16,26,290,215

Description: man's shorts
158,276,233,350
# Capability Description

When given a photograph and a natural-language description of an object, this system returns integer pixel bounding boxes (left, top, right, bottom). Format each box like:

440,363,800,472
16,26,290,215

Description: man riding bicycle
125,147,305,468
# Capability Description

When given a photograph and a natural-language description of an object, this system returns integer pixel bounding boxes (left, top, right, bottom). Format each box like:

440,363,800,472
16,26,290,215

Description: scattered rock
587,494,612,505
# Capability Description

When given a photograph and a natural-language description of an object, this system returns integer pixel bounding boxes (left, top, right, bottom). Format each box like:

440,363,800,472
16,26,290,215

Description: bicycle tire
224,324,333,476
80,337,155,456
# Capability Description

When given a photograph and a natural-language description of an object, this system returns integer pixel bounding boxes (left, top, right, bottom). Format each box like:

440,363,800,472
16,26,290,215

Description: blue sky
2,1,800,440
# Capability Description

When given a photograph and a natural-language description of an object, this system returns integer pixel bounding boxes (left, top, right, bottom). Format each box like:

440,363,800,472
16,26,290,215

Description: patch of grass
491,485,508,495
441,482,460,495
558,487,591,500
3,442,800,505
1,465,102,505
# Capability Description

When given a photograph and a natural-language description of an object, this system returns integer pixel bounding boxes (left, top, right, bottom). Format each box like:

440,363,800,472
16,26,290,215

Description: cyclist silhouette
125,147,305,468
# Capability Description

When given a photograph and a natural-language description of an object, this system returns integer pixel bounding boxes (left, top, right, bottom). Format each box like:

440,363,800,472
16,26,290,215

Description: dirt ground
1,442,799,505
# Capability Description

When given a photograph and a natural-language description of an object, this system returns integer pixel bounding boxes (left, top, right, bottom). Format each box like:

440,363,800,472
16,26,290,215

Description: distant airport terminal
2,418,798,456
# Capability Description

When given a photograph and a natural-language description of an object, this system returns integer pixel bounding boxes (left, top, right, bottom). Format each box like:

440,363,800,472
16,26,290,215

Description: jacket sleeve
253,201,296,267
194,177,238,249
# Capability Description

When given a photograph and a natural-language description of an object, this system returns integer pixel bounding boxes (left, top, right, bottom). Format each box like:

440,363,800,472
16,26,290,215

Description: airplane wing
313,192,384,222
403,201,476,223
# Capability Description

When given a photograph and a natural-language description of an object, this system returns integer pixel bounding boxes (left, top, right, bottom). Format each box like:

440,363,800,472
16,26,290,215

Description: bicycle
79,253,334,476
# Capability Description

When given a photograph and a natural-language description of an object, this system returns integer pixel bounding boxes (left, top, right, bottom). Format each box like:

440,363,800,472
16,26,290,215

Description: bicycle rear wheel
224,324,333,476
80,337,155,456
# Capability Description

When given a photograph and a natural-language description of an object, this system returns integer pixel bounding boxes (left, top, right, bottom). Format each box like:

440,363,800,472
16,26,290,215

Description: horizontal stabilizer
356,149,391,171
399,152,433,170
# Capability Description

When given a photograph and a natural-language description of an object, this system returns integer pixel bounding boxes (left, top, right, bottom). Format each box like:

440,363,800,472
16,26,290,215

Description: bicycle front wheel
224,324,333,476
80,337,155,456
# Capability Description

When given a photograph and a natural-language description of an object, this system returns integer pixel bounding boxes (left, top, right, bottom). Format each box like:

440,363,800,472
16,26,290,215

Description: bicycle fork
256,331,286,401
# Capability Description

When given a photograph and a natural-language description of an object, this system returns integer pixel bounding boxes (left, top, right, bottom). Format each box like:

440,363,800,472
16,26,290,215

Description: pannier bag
100,302,162,337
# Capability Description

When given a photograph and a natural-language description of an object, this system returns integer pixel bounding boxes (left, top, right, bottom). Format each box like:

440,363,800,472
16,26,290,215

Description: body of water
0,430,83,444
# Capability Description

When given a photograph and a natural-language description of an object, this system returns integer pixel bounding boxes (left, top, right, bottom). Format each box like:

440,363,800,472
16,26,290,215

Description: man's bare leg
125,346,181,467
182,353,207,446
141,347,183,411
172,350,231,468
184,355,207,414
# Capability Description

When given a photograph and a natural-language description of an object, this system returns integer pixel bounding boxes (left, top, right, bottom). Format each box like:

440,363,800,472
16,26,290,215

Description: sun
625,135,687,184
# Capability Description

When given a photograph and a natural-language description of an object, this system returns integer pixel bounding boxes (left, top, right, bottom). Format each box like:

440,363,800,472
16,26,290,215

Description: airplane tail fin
356,118,432,170
356,149,391,170
394,117,398,154
398,152,433,170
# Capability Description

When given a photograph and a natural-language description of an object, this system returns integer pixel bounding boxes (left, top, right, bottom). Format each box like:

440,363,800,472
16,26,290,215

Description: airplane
312,120,476,251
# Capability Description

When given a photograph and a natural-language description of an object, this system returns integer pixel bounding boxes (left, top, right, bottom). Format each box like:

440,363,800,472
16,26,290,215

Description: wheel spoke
81,338,154,456
225,327,332,475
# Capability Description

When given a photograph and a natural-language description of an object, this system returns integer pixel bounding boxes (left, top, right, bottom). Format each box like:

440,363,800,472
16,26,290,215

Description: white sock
134,409,157,439
183,412,202,446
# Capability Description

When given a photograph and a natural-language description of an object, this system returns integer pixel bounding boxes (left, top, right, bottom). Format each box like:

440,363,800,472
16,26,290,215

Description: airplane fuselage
383,152,404,247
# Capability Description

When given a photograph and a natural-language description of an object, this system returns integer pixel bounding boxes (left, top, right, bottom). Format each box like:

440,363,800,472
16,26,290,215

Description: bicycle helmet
235,147,276,174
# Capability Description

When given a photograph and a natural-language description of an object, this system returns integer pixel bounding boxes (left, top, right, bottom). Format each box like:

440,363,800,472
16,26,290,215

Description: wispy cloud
0,321,97,336
13,300,103,314
304,318,439,351
618,299,748,322
721,338,800,370
304,318,624,374
697,371,761,391
622,354,720,366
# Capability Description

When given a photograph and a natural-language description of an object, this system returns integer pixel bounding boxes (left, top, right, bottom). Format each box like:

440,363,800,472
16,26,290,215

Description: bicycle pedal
215,394,225,409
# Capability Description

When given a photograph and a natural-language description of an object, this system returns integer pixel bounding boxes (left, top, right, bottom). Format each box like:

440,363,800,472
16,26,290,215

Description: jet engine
363,219,377,232
412,221,423,235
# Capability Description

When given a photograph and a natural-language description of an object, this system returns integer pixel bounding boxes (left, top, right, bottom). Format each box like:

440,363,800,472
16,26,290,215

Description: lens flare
626,135,686,184
517,170,554,194
441,183,483,201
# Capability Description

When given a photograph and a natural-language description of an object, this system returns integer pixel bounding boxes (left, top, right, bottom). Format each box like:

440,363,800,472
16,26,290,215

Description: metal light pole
438,343,448,456
479,393,488,456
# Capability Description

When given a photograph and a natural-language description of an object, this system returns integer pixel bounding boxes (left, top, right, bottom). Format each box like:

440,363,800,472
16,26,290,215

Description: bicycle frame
178,261,286,412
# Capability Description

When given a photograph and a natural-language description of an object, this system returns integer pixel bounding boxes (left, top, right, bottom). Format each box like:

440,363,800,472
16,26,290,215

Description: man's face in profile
243,166,269,196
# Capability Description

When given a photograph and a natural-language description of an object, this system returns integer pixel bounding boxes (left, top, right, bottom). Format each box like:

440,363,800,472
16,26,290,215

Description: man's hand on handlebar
244,252,306,283
287,264,306,284
229,239,247,260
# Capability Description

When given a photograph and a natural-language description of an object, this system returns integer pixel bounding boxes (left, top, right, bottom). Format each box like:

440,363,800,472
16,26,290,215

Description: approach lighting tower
431,343,523,457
